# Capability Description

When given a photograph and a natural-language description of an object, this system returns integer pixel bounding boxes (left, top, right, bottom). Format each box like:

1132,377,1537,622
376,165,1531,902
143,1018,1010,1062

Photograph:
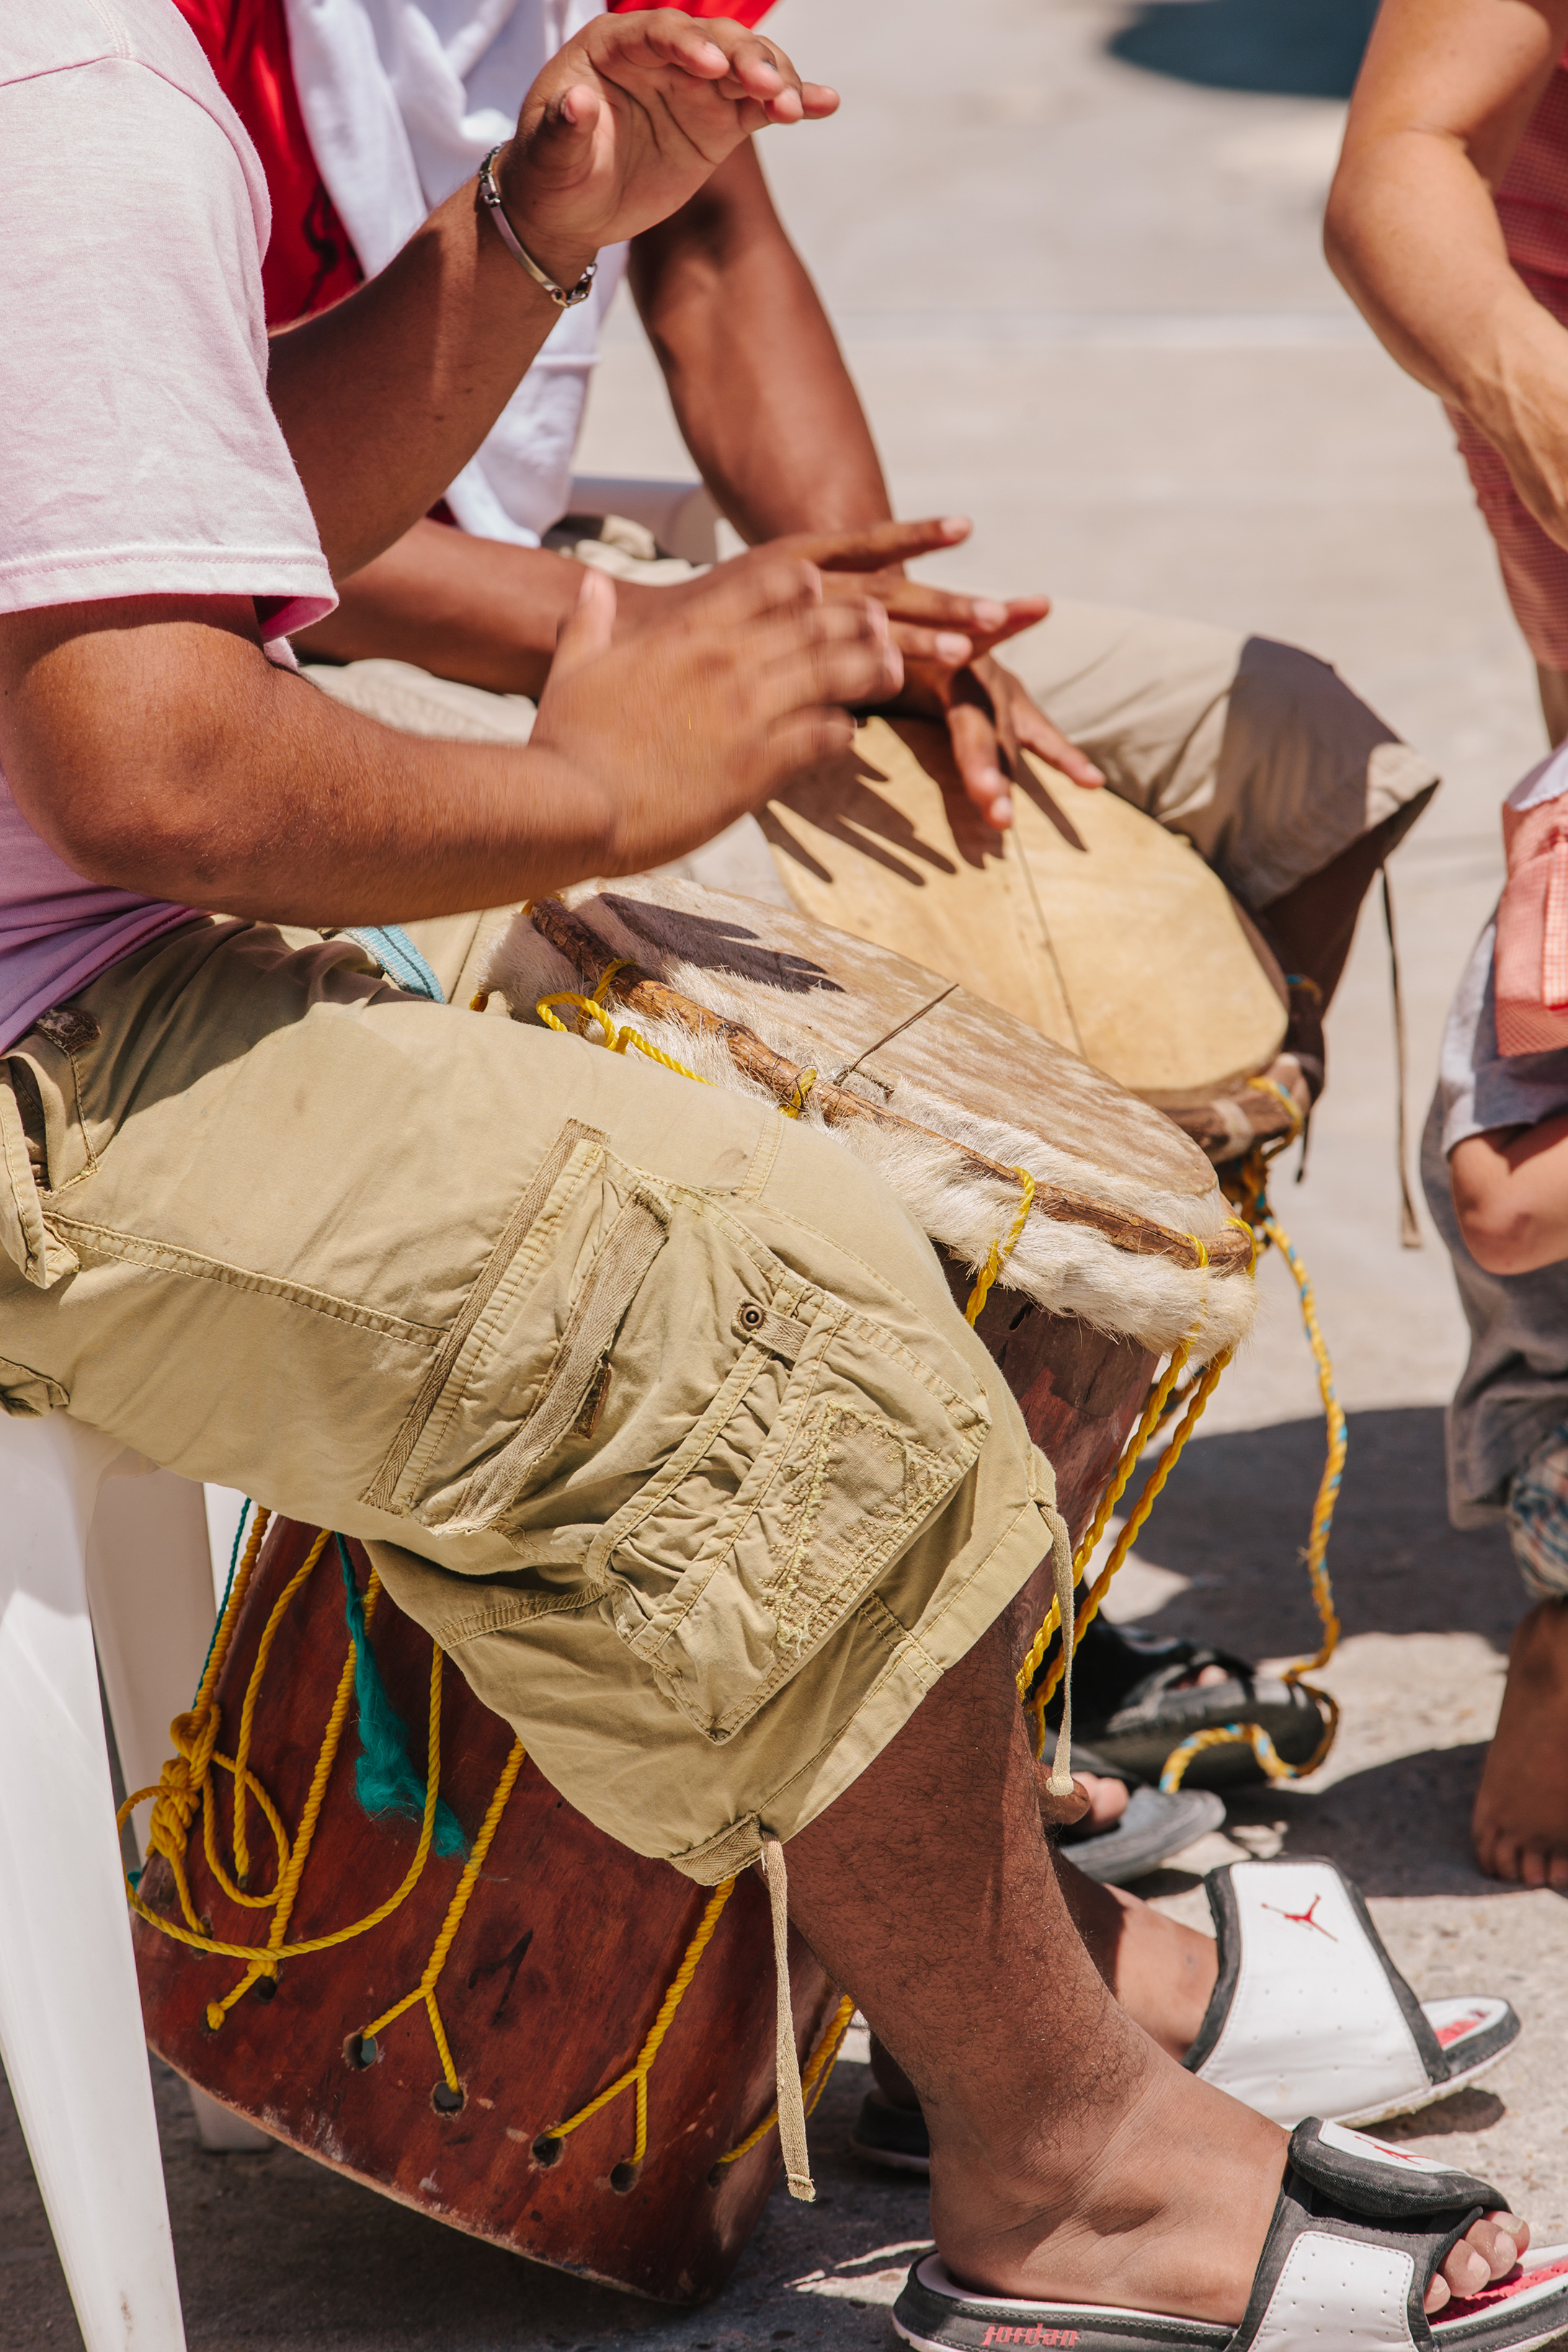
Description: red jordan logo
1261,1892,1337,1940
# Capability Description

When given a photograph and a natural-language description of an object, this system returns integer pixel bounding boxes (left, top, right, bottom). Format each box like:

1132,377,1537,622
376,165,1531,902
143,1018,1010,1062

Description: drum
756,716,1314,1162
132,882,1256,2307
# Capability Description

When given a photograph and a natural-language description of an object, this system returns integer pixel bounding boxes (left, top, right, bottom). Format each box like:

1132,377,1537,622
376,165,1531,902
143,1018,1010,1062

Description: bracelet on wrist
478,146,597,309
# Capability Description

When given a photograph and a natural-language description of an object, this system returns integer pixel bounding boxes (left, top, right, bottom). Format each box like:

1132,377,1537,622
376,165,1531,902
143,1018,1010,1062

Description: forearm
1326,138,1568,450
1451,1119,1568,1273
1325,0,1568,471
3,602,612,924
293,520,587,697
268,174,586,582
629,140,890,541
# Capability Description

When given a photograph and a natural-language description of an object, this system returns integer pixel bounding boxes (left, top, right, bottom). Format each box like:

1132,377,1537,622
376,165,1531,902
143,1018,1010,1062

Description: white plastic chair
566,473,723,565
0,1413,189,2352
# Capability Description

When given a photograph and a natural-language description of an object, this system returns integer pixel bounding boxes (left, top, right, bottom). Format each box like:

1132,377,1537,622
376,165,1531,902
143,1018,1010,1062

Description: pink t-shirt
0,0,336,1052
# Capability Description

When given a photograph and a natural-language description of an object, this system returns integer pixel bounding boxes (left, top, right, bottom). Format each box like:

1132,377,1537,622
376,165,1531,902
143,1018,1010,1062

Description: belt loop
0,1064,79,1290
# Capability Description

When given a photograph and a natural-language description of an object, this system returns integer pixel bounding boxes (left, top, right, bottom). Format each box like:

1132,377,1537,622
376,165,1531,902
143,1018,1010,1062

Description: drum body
133,1517,842,2305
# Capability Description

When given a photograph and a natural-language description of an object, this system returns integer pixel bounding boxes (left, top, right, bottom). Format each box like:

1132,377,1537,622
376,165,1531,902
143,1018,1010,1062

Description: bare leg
1474,1597,1568,1889
787,1579,1518,2319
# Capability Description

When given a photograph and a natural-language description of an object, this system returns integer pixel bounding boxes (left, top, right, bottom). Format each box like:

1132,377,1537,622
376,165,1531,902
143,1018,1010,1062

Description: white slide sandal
1188,1858,1519,2127
894,2120,1568,2352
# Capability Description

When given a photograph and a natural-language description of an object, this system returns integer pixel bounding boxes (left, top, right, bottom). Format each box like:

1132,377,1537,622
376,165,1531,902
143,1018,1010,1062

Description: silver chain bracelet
478,146,598,309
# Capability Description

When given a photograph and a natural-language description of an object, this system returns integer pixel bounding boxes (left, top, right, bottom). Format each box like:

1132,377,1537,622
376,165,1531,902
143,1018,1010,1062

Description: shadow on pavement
1108,0,1376,97
1113,1404,1523,1661
1229,1741,1498,1898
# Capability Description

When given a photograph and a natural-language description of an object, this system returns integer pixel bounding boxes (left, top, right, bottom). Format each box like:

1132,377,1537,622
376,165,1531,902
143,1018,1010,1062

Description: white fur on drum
482,887,1257,1364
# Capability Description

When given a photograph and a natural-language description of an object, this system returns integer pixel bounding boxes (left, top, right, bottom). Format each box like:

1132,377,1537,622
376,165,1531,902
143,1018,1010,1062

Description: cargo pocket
600,1287,991,1744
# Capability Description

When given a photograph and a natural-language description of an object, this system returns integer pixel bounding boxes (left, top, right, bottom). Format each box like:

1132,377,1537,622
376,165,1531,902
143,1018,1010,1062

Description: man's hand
674,515,1105,825
501,12,836,282
529,562,901,884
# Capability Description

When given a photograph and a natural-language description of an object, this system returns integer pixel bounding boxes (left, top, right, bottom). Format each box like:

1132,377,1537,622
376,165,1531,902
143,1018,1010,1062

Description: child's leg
1476,1439,1568,1887
1422,1102,1568,1886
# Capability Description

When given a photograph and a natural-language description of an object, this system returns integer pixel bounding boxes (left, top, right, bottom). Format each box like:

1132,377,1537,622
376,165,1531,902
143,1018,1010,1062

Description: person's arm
628,136,890,542
0,567,898,926
270,12,834,577
1325,0,1568,546
1451,1115,1568,1272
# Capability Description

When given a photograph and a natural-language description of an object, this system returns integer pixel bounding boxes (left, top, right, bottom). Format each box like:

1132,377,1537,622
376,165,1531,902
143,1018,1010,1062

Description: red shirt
174,0,775,329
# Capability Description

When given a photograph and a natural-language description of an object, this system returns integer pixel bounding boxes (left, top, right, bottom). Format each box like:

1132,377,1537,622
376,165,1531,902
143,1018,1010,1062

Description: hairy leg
1474,1597,1568,1889
786,1579,1519,2320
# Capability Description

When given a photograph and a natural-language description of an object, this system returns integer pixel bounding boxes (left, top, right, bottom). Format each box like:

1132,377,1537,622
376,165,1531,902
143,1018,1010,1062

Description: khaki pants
0,918,1061,1881
303,592,1439,918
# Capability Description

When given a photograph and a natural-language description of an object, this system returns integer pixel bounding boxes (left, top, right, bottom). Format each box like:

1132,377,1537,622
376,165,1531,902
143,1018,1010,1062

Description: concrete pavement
6,0,1566,2338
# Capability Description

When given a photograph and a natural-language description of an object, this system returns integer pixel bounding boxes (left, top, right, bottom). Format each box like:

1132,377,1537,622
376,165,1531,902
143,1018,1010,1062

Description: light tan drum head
759,717,1287,1109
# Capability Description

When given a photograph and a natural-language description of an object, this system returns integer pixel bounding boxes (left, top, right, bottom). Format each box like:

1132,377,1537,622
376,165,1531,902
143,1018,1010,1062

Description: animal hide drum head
758,716,1288,1109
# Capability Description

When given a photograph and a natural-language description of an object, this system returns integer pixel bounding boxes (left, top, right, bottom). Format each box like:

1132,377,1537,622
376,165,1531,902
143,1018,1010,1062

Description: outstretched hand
744,517,1105,825
500,12,836,279
529,560,901,884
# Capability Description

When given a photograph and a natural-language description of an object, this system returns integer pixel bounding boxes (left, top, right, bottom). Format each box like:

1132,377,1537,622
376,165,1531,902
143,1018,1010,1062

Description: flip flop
850,1856,1517,2178
1189,1858,1519,2127
1061,1783,1226,1885
1059,1620,1331,1790
894,2119,1568,2352
1058,1739,1226,1888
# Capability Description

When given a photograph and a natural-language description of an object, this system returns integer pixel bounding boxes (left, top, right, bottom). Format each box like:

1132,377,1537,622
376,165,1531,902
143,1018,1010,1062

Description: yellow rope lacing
538,1878,737,2175
123,1532,453,2026
712,1992,857,2171
355,1739,527,2097
535,959,712,1085
1015,1233,1249,1757
966,1168,1036,1326
1157,1080,1344,1788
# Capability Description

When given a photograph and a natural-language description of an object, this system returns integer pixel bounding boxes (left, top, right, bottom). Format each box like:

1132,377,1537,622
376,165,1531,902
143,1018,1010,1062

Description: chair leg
87,1466,272,2154
0,1416,187,2352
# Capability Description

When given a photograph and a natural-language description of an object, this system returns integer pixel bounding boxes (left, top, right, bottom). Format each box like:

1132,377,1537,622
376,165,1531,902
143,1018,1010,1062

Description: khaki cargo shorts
0,919,1061,1881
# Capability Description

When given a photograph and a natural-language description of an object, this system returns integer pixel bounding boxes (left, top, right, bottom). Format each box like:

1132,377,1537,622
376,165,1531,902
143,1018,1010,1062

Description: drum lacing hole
705,2165,725,2189
252,1976,278,2004
610,2161,642,2194
432,2082,466,2114
346,2034,378,2069
739,1303,764,1331
531,2135,564,2167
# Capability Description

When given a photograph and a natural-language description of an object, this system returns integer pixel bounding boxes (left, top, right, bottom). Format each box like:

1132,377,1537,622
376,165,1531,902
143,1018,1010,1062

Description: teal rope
193,1496,252,1700
336,1535,466,1859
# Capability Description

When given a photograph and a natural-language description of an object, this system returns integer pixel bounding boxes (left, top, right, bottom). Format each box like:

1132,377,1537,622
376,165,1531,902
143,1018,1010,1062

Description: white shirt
283,0,627,544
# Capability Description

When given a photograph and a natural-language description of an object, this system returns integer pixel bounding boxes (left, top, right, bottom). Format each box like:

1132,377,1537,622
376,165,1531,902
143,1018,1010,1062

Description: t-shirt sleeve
1438,917,1568,1155
0,50,334,636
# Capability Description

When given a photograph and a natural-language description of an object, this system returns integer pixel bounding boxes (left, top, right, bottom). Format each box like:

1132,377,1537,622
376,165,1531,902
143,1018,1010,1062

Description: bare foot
1474,1597,1568,1889
932,2056,1528,2324
1062,1770,1130,1832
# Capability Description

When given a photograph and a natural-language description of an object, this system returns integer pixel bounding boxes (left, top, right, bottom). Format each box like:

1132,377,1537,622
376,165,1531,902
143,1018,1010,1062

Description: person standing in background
1328,0,1568,1889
